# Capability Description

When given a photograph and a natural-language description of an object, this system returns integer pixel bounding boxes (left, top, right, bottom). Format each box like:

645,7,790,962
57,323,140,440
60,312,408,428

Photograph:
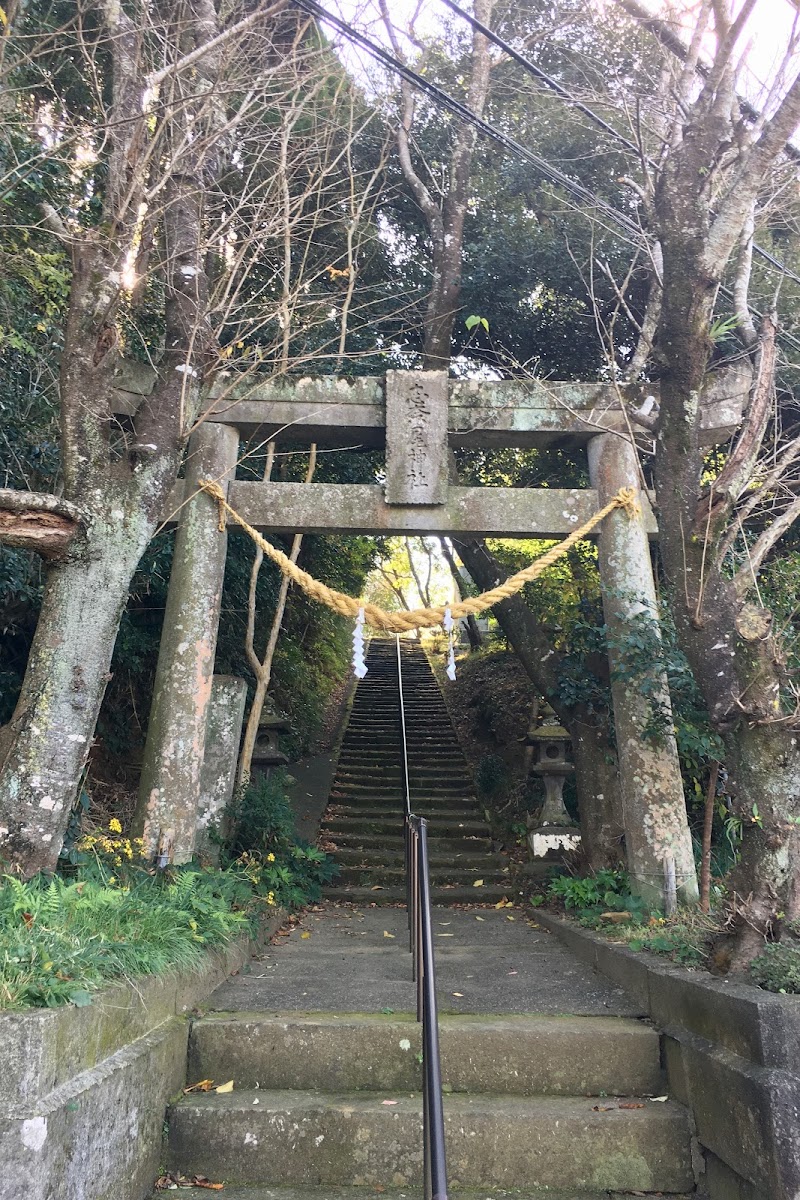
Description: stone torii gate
127,368,741,902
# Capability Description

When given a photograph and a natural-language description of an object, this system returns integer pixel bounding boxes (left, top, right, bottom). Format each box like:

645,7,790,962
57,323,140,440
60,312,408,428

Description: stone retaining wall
0,917,283,1200
535,911,800,1200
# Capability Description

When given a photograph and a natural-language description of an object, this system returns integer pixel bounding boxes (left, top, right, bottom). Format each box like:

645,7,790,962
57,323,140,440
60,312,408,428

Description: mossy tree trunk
639,0,800,960
0,0,229,874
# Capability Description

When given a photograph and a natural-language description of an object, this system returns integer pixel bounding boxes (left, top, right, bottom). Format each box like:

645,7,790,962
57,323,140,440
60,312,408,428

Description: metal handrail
396,635,448,1200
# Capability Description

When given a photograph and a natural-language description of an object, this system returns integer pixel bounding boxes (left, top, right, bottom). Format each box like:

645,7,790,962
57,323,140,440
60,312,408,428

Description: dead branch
0,489,87,559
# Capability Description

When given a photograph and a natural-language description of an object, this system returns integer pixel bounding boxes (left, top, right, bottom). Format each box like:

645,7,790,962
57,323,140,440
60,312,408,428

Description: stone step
325,808,487,828
322,832,494,854
338,751,465,764
153,1187,657,1200
188,1013,664,1097
330,863,510,888
329,788,478,803
327,800,483,817
330,783,476,800
321,884,517,904
347,710,453,720
335,769,473,784
167,1089,693,1192
332,846,501,867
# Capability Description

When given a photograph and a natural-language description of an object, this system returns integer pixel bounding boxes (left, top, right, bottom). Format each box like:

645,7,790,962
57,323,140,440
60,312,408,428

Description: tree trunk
440,539,483,651
454,538,624,868
570,717,626,870
0,501,155,874
724,726,800,966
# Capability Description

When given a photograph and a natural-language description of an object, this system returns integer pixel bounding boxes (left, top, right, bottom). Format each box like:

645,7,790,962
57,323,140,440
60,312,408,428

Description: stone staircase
321,637,518,905
166,1005,694,1195
160,643,699,1200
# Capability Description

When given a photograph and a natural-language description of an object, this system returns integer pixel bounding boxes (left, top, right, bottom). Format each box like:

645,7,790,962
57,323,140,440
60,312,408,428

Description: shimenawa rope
199,479,640,633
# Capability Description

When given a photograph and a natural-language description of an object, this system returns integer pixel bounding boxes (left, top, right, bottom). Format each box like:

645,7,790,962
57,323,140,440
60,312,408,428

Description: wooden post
663,855,678,917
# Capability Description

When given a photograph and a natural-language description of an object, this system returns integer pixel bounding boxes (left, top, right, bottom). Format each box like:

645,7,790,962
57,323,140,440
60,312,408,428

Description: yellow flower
108,876,116,885
267,891,276,906
266,853,276,863
109,818,122,834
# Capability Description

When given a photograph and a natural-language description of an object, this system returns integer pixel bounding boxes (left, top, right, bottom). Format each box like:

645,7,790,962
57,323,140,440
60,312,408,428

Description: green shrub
627,921,708,965
226,771,338,908
750,943,800,994
0,868,249,1010
1,780,339,1010
475,753,509,801
547,868,631,912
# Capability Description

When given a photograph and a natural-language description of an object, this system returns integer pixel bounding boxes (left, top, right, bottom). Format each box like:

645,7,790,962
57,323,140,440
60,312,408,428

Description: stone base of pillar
196,675,248,863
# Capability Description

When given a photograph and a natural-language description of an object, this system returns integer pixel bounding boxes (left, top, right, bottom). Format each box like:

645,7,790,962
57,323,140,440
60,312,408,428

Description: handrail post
395,639,448,1200
417,819,448,1200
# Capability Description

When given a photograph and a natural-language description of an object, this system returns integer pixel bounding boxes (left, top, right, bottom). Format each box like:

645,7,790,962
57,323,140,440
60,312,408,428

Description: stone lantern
250,708,291,779
526,704,580,858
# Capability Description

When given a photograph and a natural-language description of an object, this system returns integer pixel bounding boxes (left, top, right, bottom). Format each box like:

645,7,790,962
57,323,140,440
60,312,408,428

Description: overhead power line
295,0,645,243
292,0,800,357
440,0,800,290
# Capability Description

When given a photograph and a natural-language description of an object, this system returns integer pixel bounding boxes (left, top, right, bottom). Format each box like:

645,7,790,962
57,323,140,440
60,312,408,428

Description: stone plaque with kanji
384,370,448,505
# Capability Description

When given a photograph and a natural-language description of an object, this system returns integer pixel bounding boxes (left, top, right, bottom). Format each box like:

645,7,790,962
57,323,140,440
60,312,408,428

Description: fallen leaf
436,933,454,937
592,1105,614,1112
507,970,518,975
618,1102,646,1109
184,1079,214,1094
649,1095,669,1102
506,915,515,921
494,900,506,909
383,931,395,939
300,931,311,940
371,886,385,891
473,879,484,887
215,1080,234,1093
155,1173,225,1191
601,912,632,924
382,1099,398,1106
452,992,464,997
475,915,485,921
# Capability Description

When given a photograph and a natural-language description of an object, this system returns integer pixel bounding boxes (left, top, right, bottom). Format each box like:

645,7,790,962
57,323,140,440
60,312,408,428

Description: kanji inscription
385,370,448,505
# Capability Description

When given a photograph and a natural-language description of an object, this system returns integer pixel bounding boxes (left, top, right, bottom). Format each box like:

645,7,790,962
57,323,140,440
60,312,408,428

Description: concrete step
167,1089,693,1192
324,809,488,830
332,846,502,867
335,748,465,758
335,771,473,786
322,832,493,853
346,717,452,727
321,884,518,904
330,786,477,803
153,1187,663,1200
188,1013,664,1097
331,863,510,888
327,799,483,817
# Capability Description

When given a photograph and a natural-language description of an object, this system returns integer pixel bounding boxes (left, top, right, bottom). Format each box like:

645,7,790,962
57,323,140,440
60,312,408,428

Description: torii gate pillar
136,422,239,862
588,433,699,905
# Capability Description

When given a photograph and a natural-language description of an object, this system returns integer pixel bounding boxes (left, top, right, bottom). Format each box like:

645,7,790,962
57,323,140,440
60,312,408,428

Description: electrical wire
292,0,800,356
440,0,800,290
